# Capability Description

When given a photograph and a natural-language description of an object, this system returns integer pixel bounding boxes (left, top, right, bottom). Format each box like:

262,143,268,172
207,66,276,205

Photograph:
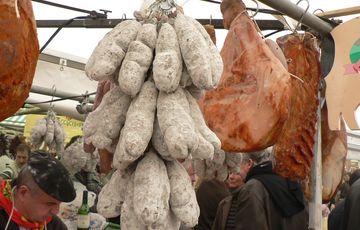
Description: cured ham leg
273,33,321,181
0,0,39,121
200,0,291,152
321,103,347,202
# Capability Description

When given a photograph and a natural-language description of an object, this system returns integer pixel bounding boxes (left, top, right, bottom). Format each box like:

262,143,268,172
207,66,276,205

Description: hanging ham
199,0,291,152
273,33,321,181
0,0,39,121
321,103,347,202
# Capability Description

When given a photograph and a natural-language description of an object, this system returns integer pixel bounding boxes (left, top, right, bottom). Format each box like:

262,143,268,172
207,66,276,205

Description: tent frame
30,1,360,229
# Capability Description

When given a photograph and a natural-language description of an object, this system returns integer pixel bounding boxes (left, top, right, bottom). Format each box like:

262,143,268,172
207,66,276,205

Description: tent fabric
0,115,27,127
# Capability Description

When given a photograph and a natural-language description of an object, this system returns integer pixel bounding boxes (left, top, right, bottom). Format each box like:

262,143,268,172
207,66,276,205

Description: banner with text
23,114,83,144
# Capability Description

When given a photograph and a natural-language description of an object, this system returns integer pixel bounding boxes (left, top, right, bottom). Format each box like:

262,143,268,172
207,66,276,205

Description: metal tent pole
256,0,334,34
308,93,323,230
31,0,109,18
36,18,286,30
30,85,95,103
25,98,87,121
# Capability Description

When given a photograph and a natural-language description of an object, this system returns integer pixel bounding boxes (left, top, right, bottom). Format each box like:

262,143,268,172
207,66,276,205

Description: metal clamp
76,91,92,114
99,9,112,16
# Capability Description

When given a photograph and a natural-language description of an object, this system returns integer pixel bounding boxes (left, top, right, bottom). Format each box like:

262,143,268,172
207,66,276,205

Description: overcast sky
32,0,360,59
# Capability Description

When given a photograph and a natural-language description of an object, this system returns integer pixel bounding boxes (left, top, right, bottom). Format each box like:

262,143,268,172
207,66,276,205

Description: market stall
1,0,360,229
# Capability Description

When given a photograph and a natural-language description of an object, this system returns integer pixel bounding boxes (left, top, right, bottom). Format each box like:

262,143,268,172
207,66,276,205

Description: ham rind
273,33,321,181
321,103,347,202
199,1,291,152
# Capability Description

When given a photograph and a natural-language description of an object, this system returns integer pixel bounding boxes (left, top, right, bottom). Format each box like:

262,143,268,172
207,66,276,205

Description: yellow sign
23,114,83,143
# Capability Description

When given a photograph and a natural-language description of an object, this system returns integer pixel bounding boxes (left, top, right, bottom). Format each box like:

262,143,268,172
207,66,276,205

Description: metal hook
49,85,56,111
249,0,259,19
313,8,324,15
294,0,310,32
168,0,177,8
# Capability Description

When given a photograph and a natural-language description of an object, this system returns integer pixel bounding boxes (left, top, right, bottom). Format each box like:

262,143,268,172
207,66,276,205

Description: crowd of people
194,150,307,230
0,149,74,229
0,134,106,229
0,133,360,230
193,151,360,230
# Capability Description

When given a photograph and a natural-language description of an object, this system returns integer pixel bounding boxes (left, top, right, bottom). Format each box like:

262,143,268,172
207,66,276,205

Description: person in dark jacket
194,178,230,230
0,151,76,230
227,149,307,230
212,153,253,230
328,200,345,230
328,169,360,230
339,174,350,200
339,169,360,230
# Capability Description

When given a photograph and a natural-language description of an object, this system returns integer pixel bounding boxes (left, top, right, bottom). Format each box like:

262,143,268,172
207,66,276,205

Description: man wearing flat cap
0,151,76,230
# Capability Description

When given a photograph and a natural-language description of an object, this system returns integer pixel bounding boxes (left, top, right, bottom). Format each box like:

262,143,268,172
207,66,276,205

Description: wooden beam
316,6,360,18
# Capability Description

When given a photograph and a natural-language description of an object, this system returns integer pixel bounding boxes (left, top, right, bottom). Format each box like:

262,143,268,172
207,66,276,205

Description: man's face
19,185,61,222
228,171,243,188
227,160,252,188
15,151,29,168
